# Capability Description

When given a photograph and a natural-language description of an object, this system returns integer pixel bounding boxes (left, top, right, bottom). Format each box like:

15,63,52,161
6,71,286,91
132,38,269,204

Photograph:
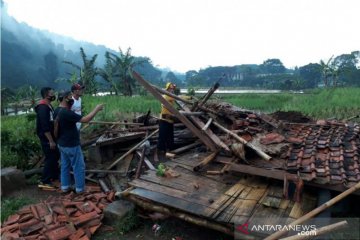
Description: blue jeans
58,145,85,193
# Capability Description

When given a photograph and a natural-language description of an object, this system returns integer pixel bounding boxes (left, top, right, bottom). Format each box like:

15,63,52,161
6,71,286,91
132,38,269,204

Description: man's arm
80,104,104,123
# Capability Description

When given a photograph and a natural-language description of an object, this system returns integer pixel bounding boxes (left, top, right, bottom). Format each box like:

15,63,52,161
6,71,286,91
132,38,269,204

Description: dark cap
58,91,72,101
71,83,85,91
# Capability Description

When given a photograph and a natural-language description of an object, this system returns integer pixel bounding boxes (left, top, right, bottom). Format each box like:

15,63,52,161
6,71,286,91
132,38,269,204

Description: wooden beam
178,102,230,152
192,79,221,111
170,141,202,155
202,118,213,131
135,151,156,170
179,111,204,116
193,151,219,172
212,121,272,161
151,84,193,104
106,129,158,170
89,121,143,126
131,70,217,151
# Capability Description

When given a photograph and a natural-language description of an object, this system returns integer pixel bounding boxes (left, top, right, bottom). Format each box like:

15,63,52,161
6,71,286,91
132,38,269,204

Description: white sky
4,0,360,73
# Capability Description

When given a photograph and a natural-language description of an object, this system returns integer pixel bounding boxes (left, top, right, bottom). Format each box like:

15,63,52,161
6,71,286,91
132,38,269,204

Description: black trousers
40,141,60,184
157,120,174,151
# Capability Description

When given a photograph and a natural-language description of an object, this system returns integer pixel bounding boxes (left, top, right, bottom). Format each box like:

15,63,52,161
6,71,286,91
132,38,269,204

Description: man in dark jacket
35,87,60,189
55,91,104,194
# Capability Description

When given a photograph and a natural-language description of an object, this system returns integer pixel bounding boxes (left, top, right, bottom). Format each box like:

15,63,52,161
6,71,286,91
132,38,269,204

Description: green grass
220,88,360,120
1,88,359,169
1,196,34,223
82,95,160,121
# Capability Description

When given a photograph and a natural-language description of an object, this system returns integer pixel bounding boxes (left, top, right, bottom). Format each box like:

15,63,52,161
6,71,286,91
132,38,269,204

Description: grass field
1,87,359,170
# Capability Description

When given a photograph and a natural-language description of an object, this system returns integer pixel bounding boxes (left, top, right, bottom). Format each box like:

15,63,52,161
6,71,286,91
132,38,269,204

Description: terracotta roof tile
284,123,360,187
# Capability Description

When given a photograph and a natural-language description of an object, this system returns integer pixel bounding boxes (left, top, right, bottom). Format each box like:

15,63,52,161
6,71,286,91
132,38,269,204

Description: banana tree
319,55,333,87
106,47,149,96
63,47,98,94
98,52,121,95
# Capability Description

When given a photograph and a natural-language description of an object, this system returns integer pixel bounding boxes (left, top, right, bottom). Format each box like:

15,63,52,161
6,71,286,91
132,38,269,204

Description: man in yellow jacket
157,82,176,158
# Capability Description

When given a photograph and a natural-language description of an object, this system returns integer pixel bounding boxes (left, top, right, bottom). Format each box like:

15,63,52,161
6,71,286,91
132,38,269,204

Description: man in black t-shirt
35,87,60,189
55,91,104,194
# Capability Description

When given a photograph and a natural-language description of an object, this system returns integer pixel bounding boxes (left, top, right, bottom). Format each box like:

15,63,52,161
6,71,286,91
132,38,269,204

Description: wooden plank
178,102,230,152
129,188,212,217
139,169,224,196
170,141,202,155
193,151,219,172
289,202,303,219
228,163,287,180
96,132,145,147
218,198,258,223
213,121,272,161
106,129,158,170
131,70,217,151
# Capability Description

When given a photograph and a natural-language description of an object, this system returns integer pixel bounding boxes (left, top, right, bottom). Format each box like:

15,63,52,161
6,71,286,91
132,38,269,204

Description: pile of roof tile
285,122,360,186
1,187,115,240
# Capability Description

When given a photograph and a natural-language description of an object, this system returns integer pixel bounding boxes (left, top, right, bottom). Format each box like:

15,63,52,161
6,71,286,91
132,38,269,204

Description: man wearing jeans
54,91,104,193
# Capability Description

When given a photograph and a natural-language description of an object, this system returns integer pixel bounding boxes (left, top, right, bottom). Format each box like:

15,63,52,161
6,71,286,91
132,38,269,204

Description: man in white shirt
71,83,85,131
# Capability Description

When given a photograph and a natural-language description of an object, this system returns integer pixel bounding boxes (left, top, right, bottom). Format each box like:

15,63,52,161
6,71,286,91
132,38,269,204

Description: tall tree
98,52,120,95
105,47,148,96
260,59,286,74
63,47,98,94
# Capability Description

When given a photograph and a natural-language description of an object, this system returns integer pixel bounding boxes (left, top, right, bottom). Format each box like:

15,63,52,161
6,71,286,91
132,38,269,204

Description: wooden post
212,121,272,161
106,129,159,170
135,131,148,179
265,182,360,240
131,70,217,152
192,79,221,111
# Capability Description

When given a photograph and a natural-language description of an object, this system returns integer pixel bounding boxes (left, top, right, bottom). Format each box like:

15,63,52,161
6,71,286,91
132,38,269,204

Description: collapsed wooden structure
82,70,359,238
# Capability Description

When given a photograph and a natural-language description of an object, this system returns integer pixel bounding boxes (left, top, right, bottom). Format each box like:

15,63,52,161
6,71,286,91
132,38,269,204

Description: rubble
1,187,115,239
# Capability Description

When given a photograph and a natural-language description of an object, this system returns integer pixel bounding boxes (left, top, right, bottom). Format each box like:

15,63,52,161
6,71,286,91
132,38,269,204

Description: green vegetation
1,88,359,169
221,88,360,120
1,114,41,169
1,196,34,223
82,95,160,121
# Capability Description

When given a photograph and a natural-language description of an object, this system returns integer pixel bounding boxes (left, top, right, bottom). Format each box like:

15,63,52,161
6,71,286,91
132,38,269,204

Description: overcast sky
4,0,360,72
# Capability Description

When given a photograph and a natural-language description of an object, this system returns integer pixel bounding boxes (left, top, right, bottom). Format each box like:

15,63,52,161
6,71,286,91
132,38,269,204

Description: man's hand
95,104,105,112
49,140,56,149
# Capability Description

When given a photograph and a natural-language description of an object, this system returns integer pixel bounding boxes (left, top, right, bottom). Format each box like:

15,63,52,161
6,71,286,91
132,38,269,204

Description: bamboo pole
106,129,159,170
212,121,272,161
265,181,360,240
280,220,348,240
